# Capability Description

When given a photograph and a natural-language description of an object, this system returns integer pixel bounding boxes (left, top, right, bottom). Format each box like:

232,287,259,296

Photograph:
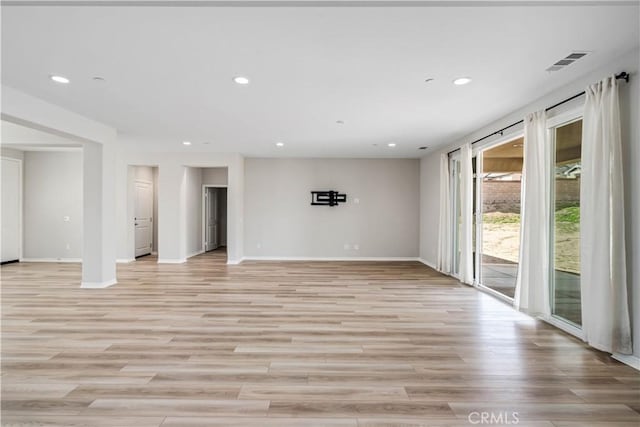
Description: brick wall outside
482,177,580,213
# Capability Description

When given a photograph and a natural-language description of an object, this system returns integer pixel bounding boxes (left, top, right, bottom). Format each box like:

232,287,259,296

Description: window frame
546,105,585,338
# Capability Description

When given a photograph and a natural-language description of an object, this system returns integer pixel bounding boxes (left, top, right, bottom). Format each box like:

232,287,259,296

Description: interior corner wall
419,153,440,266
418,47,640,358
243,158,419,258
153,167,159,252
23,151,83,260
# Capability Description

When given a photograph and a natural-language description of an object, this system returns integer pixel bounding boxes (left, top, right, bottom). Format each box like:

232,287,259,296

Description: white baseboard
81,279,117,289
157,258,186,264
241,256,420,262
418,258,437,269
116,258,135,264
151,251,158,255
20,258,82,263
613,353,640,370
186,250,205,259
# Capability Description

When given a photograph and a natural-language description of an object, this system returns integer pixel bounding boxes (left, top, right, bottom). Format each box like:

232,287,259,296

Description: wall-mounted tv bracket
311,191,347,206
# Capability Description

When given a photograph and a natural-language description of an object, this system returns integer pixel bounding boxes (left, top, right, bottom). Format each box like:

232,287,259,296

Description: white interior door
205,188,218,252
1,158,21,263
134,180,153,257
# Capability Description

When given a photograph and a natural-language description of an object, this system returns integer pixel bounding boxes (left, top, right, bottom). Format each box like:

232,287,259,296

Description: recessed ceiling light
182,141,192,146
233,76,250,85
276,142,284,147
50,75,70,84
453,77,472,86
388,143,397,147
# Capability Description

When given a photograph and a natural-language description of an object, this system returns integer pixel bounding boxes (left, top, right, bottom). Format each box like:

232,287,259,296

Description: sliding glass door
450,157,461,277
447,115,584,330
477,138,523,298
550,119,583,326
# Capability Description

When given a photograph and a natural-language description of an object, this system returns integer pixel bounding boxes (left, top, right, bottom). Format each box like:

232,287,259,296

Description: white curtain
459,143,474,285
581,76,632,354
437,153,452,273
514,110,550,316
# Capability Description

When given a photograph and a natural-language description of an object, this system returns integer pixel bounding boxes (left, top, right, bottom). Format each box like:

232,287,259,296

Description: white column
157,163,186,263
82,141,117,288
226,156,244,264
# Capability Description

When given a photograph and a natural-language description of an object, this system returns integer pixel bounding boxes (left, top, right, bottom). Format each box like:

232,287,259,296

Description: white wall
419,152,440,267
184,167,203,258
202,167,228,186
1,147,24,161
23,151,83,260
419,47,640,359
114,142,244,264
244,158,420,259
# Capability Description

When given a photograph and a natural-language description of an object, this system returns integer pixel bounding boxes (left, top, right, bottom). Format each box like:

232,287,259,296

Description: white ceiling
1,2,638,157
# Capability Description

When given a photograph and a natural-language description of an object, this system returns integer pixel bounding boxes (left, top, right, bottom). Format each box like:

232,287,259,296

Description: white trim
612,353,640,371
186,249,205,259
201,184,228,253
477,284,515,304
546,105,584,129
151,251,158,255
157,258,186,264
242,256,420,262
226,258,243,265
116,258,135,263
20,258,82,263
1,156,23,263
540,314,585,340
418,258,437,269
471,128,524,156
81,279,117,289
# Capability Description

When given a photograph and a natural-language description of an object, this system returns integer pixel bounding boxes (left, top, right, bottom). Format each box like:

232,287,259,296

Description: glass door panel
551,120,582,326
479,138,524,298
451,158,461,276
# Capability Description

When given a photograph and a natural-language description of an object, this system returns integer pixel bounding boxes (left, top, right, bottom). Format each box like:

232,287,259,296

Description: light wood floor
1,250,639,426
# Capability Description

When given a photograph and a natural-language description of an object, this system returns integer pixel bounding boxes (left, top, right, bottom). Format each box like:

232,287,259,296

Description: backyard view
482,205,580,273
478,120,582,325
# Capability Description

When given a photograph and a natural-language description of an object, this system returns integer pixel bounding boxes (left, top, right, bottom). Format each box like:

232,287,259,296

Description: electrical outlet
63,216,70,222
353,198,360,204
344,243,350,250
256,243,262,249
354,244,359,250
66,243,71,250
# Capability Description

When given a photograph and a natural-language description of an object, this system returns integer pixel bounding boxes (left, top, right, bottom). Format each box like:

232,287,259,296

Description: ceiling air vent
545,52,589,72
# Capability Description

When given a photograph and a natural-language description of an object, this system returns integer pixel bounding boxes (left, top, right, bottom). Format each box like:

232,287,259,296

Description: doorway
133,166,158,258
1,157,22,264
477,137,524,299
202,186,227,253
